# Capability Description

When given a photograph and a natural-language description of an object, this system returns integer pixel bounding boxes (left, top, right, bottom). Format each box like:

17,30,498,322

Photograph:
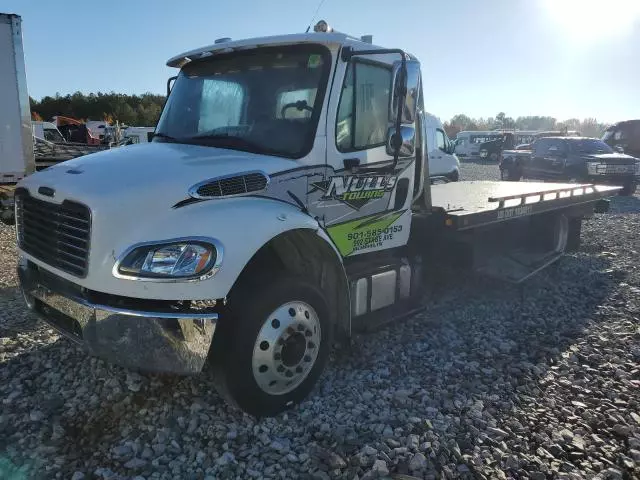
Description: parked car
602,119,640,159
499,136,639,195
512,130,581,151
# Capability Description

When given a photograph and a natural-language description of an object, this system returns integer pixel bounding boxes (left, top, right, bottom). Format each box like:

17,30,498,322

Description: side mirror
614,145,624,153
386,126,415,157
390,60,421,124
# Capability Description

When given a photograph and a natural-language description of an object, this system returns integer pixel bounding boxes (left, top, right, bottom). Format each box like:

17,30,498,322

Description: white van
424,113,460,181
454,130,503,159
31,121,65,143
122,126,155,144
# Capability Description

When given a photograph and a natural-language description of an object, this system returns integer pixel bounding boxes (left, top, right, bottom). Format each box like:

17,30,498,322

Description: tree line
443,112,609,139
29,94,611,140
30,92,166,127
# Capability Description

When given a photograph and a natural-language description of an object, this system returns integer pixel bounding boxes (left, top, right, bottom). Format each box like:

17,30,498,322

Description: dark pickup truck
500,136,639,195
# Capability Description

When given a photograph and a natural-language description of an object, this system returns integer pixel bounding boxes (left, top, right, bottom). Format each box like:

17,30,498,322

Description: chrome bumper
18,259,218,375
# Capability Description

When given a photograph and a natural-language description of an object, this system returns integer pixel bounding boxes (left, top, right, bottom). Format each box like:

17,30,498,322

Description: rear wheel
530,213,569,254
210,276,332,417
447,169,459,182
620,180,637,196
566,217,583,252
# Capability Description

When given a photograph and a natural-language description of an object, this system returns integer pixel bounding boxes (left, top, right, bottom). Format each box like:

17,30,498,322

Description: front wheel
500,167,521,181
447,169,459,182
210,276,332,417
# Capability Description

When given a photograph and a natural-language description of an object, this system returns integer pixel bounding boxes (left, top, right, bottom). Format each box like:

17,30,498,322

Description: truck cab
15,22,621,416
602,119,640,159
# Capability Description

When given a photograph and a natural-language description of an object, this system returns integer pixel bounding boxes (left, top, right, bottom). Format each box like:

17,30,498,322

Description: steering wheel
281,100,313,118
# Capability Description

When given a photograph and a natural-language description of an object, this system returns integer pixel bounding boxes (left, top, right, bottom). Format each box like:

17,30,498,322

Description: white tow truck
16,21,620,416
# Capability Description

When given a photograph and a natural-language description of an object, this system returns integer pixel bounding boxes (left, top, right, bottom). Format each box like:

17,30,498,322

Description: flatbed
431,181,620,230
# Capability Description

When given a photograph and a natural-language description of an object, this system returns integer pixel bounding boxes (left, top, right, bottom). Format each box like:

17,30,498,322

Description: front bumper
18,258,218,375
586,174,638,185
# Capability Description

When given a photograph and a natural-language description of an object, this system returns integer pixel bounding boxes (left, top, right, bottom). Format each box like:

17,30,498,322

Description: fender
18,196,346,302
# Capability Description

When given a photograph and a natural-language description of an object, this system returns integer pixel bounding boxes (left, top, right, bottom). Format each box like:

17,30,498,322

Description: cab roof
166,32,411,68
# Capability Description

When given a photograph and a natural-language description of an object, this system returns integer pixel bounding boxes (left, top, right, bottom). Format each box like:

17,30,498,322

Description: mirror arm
391,54,407,172
167,76,177,97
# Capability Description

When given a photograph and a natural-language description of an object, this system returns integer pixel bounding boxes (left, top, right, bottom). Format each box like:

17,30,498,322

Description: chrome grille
192,172,269,198
15,190,91,277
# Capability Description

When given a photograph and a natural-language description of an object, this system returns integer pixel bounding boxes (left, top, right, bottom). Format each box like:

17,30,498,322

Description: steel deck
430,181,620,230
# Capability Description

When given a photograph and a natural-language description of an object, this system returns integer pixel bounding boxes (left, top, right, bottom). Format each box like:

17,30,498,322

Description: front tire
500,166,521,181
210,276,332,417
447,169,459,182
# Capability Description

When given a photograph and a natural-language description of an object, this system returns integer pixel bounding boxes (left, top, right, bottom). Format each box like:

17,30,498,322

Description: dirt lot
1,162,639,480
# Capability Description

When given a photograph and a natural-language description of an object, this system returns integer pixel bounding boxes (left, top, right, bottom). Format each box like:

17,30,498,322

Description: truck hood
580,153,638,164
19,142,301,211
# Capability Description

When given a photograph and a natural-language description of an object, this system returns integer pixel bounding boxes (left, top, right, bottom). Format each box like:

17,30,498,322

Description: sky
4,0,640,123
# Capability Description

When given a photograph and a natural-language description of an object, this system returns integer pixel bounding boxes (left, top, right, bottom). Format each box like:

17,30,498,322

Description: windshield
155,45,331,158
570,139,614,154
43,128,65,143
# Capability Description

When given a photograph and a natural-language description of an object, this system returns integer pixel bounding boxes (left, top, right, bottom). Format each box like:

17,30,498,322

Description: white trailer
0,13,35,221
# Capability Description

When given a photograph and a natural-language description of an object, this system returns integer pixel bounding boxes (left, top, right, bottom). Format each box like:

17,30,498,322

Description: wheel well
228,229,351,340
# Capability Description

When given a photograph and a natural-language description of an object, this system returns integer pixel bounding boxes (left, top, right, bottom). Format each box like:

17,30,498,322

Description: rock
312,471,330,480
406,434,420,450
29,410,44,422
529,473,546,480
312,447,346,470
600,468,623,480
408,453,428,472
571,436,585,451
382,425,394,438
361,446,377,456
548,444,565,459
372,459,389,476
112,445,133,458
71,473,85,480
124,458,147,469
612,424,631,437
216,452,235,466
486,427,509,438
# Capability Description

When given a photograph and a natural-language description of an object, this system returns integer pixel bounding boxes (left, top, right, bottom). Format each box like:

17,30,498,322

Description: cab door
527,138,550,179
309,45,419,257
542,139,569,179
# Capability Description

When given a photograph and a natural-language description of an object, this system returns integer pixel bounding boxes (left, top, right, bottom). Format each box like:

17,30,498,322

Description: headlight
115,239,221,280
587,162,600,175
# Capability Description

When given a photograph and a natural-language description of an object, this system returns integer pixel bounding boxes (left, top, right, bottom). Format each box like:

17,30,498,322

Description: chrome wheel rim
252,301,321,395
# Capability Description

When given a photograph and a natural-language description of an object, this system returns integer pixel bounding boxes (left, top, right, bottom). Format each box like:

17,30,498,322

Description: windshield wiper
185,133,264,151
153,132,179,142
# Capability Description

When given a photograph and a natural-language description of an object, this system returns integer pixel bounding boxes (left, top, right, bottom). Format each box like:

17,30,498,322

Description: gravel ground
1,164,639,480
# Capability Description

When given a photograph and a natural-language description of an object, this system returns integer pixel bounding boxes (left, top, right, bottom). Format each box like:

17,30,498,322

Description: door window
435,129,446,152
533,138,551,155
546,139,566,154
336,61,391,151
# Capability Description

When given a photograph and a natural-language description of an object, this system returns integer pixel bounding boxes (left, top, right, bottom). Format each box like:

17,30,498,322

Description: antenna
305,0,327,32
